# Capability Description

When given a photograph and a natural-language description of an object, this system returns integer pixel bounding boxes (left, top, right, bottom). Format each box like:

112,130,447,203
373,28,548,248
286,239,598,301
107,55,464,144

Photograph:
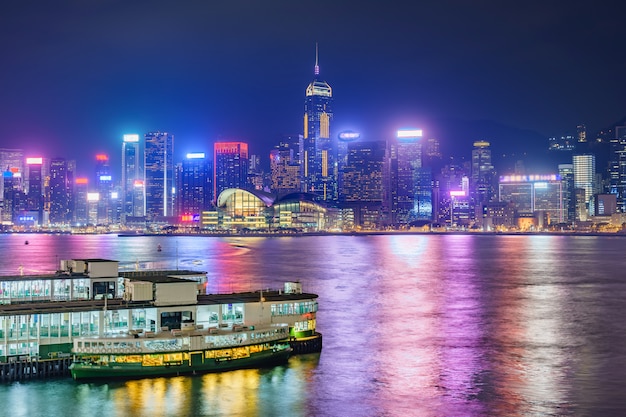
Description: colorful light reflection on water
0,233,626,416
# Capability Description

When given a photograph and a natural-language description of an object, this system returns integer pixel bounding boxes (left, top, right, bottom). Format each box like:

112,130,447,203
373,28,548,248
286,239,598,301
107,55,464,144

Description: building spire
314,42,319,76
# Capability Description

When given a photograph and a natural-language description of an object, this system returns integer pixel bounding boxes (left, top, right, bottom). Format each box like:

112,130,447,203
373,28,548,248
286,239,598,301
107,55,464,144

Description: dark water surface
0,233,625,416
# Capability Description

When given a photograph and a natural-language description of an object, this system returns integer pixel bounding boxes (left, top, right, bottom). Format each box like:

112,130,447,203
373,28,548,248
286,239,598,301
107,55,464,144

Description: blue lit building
121,134,142,220
177,152,213,223
303,45,335,202
49,158,71,225
144,131,174,220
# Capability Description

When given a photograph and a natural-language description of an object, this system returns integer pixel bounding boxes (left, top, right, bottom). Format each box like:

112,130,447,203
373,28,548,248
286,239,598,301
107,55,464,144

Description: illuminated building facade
49,158,71,225
26,157,43,223
145,131,174,219
303,45,335,201
73,178,89,225
214,142,249,201
608,126,626,213
558,164,576,223
177,153,213,223
95,154,112,224
341,140,385,229
2,170,22,224
471,141,496,209
270,136,302,194
498,175,563,226
0,148,23,200
121,134,143,220
383,129,426,226
573,153,595,219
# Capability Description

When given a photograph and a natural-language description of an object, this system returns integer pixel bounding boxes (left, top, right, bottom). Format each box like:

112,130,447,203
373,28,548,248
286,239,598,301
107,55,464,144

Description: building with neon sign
177,152,213,222
214,142,249,201
145,131,174,220
498,174,563,227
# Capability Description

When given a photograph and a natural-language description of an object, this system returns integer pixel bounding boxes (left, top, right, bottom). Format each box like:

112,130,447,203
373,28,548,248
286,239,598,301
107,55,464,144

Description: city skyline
1,1,625,171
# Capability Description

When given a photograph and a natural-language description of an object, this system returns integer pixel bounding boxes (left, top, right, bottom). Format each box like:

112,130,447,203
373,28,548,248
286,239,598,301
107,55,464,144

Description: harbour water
0,233,625,416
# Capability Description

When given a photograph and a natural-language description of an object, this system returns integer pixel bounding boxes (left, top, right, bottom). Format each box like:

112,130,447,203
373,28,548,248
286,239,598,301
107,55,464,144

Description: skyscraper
214,142,249,200
49,158,70,225
573,153,595,220
26,157,43,223
270,135,302,194
122,134,142,220
471,140,496,213
177,152,213,220
95,154,112,224
303,44,335,201
0,148,23,200
144,131,174,219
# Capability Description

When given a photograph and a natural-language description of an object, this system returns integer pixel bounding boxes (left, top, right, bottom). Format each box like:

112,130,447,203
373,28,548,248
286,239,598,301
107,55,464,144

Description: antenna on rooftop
314,42,319,76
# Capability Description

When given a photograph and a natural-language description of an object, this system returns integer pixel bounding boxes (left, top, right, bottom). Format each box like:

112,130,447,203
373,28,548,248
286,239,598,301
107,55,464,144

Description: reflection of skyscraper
303,45,335,201
214,142,249,200
122,134,142,220
145,131,174,219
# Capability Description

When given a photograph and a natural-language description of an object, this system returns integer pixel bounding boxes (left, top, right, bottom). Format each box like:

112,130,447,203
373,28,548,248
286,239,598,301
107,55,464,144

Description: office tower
337,131,360,202
95,154,112,224
341,140,385,229
573,153,595,220
73,178,89,225
0,148,23,199
144,131,174,219
248,154,264,191
498,174,563,226
471,140,496,207
558,164,575,223
26,157,43,224
303,44,335,201
122,134,142,220
214,142,249,200
382,129,424,226
2,170,22,224
49,158,70,225
270,135,302,194
177,153,213,221
609,126,626,212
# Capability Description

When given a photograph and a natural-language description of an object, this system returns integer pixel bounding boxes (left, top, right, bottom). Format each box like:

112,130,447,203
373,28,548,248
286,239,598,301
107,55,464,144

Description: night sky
1,1,624,175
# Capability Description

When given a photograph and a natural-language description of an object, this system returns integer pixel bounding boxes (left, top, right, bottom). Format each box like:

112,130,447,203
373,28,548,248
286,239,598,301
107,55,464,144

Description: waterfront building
95,154,112,225
2,170,22,224
0,259,320,367
73,178,89,225
48,158,71,225
498,174,563,226
382,129,425,226
341,140,385,229
214,142,249,201
573,153,596,220
145,131,174,220
595,194,617,216
302,45,335,202
0,148,23,201
177,152,213,225
121,134,143,220
471,141,496,212
270,135,302,194
608,126,626,213
337,131,360,203
25,157,44,225
559,164,576,224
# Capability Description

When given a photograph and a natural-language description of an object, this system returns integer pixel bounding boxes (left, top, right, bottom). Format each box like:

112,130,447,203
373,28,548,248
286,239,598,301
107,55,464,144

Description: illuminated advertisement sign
96,154,109,161
133,180,144,187
338,131,360,141
123,134,139,142
499,174,559,183
396,129,423,139
186,152,206,159
99,175,112,181
450,190,466,197
87,193,100,202
75,178,88,185
181,214,200,222
18,216,35,222
26,157,43,165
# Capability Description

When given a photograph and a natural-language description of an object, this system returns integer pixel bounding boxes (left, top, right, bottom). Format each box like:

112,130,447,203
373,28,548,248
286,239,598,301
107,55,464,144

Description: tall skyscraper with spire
303,44,335,202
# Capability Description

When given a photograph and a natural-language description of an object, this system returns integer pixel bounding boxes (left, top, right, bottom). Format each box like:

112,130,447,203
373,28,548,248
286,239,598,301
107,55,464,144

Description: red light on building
9,167,19,173
96,154,109,161
76,178,88,185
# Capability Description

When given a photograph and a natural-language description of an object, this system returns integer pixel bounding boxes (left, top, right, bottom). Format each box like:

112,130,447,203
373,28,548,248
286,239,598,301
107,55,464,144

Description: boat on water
70,322,292,381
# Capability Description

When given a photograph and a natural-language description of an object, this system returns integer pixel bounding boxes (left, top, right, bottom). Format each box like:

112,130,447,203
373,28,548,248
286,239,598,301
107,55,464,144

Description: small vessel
157,244,162,252
69,322,292,381
24,240,29,245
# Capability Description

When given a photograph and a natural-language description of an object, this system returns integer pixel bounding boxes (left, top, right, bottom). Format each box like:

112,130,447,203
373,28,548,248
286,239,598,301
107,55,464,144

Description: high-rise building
337,131,360,203
26,157,43,223
471,140,496,206
382,129,425,226
2,169,22,224
144,131,174,219
558,164,575,223
73,178,89,225
573,153,595,219
214,142,249,200
95,154,112,224
0,148,23,200
49,158,71,225
609,126,626,213
270,135,302,194
122,134,142,220
341,140,385,229
177,152,213,222
303,45,335,201
498,174,563,226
